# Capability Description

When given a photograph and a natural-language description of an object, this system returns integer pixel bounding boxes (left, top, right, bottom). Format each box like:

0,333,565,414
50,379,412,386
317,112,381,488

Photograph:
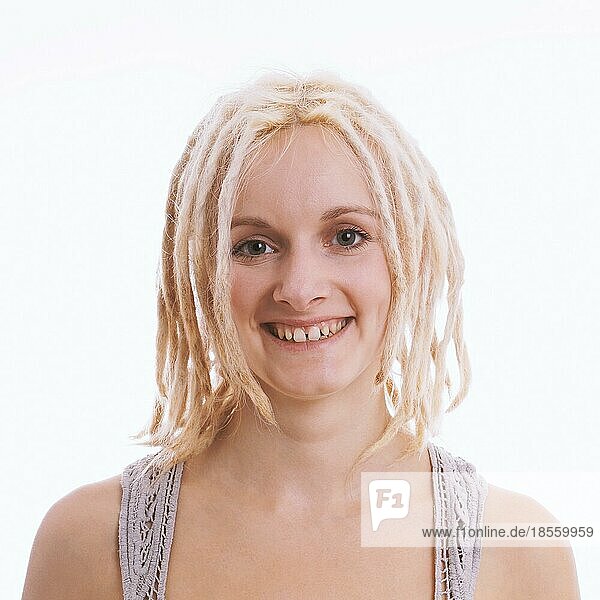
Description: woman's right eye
231,239,275,261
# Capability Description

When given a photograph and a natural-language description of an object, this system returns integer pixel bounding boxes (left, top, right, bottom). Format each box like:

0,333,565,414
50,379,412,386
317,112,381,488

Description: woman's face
229,124,392,401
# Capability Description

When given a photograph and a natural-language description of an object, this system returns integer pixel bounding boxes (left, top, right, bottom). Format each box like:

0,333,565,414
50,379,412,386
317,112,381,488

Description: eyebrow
231,205,377,229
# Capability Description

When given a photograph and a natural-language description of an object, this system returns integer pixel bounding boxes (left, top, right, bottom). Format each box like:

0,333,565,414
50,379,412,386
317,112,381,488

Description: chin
255,373,347,401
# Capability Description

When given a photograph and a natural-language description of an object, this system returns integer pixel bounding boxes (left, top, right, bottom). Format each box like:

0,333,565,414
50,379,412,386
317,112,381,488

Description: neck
187,383,428,518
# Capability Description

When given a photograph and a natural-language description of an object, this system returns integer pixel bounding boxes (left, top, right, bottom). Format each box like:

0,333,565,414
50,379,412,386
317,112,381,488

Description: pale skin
22,125,581,599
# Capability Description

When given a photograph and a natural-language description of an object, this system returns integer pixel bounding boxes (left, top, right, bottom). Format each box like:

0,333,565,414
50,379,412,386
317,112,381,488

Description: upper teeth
268,318,348,342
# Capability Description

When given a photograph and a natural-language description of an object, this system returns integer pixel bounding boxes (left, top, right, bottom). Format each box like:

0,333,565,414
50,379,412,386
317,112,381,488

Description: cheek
229,268,268,330
229,274,250,326
355,256,392,312
367,262,392,333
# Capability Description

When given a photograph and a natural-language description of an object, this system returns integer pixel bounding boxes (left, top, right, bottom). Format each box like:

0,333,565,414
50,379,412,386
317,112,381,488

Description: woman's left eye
231,226,372,262
330,226,371,250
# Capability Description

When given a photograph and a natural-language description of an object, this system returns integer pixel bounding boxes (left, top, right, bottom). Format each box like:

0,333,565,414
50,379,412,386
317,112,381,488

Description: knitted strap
428,442,488,600
118,455,184,600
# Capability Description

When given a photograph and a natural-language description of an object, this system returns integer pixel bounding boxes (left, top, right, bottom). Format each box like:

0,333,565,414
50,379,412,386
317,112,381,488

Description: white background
2,1,599,597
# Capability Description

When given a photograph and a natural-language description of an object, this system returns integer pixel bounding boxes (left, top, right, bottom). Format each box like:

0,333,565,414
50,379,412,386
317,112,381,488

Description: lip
260,317,354,353
261,315,353,328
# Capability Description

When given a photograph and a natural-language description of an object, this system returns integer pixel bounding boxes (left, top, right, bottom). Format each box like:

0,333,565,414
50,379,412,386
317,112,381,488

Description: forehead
235,124,375,220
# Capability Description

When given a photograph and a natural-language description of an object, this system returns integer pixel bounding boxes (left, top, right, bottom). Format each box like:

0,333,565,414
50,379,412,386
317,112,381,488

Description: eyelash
231,225,373,263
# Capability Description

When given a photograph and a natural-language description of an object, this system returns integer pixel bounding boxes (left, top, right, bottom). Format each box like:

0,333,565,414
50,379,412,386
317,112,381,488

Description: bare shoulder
22,474,124,600
484,482,559,522
475,483,581,600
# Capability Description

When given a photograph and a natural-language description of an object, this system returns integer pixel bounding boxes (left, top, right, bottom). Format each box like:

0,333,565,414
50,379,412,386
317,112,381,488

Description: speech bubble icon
368,479,411,532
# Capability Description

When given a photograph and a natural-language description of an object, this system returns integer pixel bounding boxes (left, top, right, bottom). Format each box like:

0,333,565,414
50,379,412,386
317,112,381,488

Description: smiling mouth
263,318,353,343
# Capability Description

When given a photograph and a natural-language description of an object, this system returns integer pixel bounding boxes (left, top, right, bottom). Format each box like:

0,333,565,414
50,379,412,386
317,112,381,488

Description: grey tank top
118,442,487,600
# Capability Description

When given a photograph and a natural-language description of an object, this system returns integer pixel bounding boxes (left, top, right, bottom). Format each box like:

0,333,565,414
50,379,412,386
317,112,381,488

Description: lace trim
118,455,184,600
428,442,488,600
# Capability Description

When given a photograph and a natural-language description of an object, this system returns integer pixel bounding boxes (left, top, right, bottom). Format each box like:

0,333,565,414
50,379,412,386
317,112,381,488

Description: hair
129,68,471,483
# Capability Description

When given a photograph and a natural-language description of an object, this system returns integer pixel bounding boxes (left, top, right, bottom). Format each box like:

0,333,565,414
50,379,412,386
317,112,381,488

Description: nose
271,245,332,312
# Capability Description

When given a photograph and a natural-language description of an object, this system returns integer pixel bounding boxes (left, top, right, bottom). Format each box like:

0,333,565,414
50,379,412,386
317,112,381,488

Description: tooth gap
268,320,350,341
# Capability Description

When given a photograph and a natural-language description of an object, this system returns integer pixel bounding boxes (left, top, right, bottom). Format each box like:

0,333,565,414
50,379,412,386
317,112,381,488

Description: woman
22,71,580,599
